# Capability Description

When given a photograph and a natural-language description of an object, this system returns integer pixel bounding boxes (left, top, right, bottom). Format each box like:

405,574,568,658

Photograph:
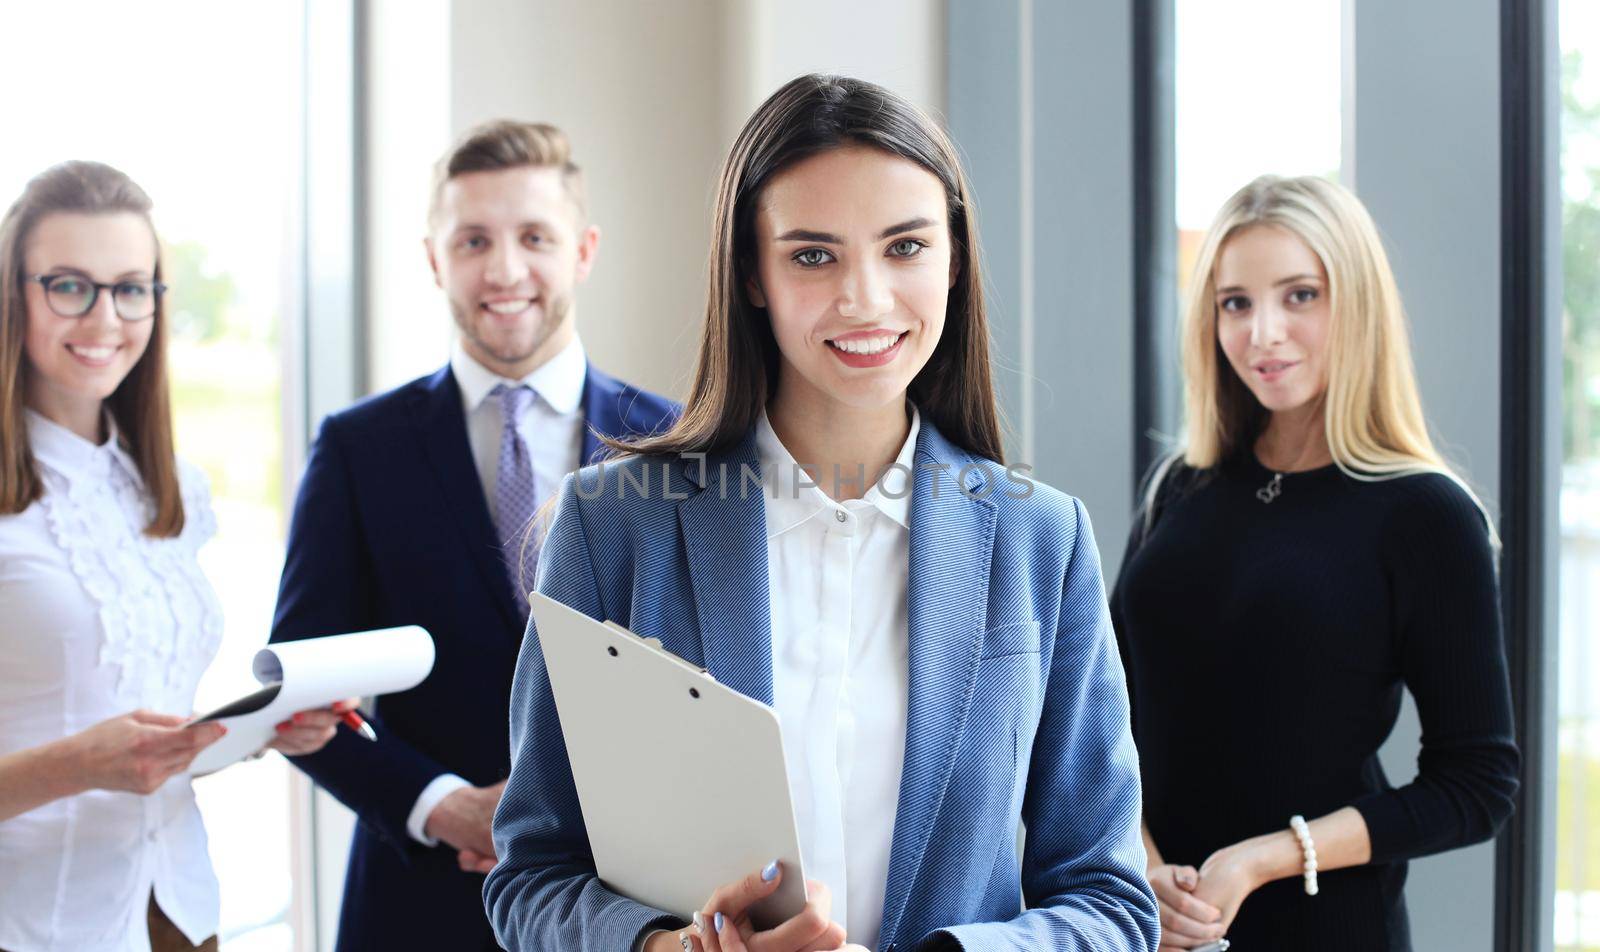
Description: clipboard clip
602,620,716,681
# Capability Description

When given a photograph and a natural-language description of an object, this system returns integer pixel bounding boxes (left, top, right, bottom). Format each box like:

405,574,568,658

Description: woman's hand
1191,843,1268,937
651,861,846,952
67,710,228,794
267,698,360,756
1146,863,1225,950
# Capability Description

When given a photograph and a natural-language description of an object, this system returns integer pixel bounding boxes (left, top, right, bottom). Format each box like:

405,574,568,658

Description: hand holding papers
188,626,435,774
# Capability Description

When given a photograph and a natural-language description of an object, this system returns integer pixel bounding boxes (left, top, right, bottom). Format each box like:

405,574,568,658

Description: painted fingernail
691,911,704,934
714,911,725,933
292,712,305,724
762,860,779,882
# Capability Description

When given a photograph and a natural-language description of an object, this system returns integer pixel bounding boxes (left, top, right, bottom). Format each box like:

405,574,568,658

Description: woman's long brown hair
613,73,1005,463
0,161,183,536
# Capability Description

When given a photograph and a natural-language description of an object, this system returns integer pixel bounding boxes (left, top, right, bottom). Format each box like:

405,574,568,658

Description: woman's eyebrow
877,216,936,238
776,228,841,243
1214,272,1322,295
775,216,940,245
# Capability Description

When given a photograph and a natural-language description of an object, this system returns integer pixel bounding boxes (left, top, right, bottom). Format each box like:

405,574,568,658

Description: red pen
341,708,378,742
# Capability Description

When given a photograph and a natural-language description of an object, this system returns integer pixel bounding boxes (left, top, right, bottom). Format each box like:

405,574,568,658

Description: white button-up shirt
755,408,916,950
452,335,588,528
0,412,224,952
404,337,589,844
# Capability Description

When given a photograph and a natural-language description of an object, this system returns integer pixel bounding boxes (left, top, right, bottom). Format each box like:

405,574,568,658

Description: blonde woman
1109,175,1518,951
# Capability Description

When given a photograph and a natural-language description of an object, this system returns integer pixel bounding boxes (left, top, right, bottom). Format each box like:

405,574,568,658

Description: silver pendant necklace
1256,471,1284,504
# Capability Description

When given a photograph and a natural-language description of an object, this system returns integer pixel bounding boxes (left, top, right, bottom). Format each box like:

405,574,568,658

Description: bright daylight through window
1559,2,1600,948
0,2,306,948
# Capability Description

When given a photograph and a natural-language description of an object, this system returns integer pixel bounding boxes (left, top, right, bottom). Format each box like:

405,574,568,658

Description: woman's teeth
67,344,116,361
830,334,901,355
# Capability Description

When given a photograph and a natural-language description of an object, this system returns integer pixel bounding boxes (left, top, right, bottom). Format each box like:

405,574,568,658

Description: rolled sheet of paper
187,626,435,773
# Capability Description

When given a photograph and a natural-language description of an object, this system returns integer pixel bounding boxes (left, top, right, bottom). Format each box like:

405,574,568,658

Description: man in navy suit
270,120,676,951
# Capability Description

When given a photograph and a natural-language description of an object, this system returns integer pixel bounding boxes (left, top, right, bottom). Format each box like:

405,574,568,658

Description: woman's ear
745,273,768,309
948,247,962,289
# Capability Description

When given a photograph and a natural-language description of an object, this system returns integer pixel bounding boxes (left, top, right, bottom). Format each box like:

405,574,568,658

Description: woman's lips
65,343,120,368
826,330,908,368
1254,359,1299,383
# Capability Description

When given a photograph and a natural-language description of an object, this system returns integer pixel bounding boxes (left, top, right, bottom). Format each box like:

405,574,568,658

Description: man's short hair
428,120,587,226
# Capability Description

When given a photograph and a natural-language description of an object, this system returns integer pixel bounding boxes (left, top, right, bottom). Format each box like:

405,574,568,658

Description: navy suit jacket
270,362,676,952
483,420,1160,952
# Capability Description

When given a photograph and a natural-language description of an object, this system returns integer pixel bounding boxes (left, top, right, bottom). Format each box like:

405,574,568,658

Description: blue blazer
484,420,1160,952
270,362,676,952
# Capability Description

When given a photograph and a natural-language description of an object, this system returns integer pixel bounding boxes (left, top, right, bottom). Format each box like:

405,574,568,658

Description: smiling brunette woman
0,162,348,952
1110,175,1519,951
484,75,1159,952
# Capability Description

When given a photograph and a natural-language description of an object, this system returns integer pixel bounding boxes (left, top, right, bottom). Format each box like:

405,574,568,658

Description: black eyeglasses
25,273,166,321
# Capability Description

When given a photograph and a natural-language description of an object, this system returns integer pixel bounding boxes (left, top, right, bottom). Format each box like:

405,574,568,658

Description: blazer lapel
579,363,612,465
410,367,521,633
676,436,775,705
879,425,998,945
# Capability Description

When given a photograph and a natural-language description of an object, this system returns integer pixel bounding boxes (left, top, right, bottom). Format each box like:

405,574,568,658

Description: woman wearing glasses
0,162,345,952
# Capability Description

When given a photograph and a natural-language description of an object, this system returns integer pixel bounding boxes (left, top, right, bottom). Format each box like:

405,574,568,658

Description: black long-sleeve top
1110,453,1519,950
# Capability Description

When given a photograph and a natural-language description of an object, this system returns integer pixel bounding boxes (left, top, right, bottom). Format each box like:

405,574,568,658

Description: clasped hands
425,780,507,874
1150,842,1264,951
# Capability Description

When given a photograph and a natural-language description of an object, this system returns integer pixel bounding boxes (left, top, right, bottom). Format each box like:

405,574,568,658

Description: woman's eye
523,232,545,247
115,282,149,298
1288,287,1319,305
793,248,832,268
887,238,926,258
1219,295,1250,314
460,235,487,251
52,277,87,294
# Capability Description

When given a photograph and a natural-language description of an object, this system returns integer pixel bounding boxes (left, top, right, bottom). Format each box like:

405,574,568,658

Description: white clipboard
530,593,807,929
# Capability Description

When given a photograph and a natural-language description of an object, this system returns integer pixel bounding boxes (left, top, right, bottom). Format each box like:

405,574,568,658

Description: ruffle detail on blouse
37,459,224,706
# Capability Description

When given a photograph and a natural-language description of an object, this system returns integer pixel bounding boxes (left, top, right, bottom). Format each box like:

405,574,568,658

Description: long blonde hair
1156,174,1493,536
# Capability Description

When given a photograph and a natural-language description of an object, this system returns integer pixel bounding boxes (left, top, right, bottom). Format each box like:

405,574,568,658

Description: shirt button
834,510,848,523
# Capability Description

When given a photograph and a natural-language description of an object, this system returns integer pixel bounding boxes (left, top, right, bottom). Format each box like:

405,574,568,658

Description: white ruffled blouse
0,411,224,952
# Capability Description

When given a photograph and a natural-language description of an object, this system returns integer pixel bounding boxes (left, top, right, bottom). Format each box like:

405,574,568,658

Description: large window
0,3,307,948
1558,3,1600,948
1173,0,1343,295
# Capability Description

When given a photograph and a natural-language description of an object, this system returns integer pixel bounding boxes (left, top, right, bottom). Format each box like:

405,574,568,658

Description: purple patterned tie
492,383,538,619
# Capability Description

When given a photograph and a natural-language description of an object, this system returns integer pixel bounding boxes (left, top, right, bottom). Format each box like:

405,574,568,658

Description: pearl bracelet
1289,814,1319,896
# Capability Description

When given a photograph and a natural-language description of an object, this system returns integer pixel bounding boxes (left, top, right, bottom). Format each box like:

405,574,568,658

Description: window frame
1495,0,1562,949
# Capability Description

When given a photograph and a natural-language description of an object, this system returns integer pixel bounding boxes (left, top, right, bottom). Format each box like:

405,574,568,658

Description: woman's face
21,211,158,423
1213,223,1332,416
748,145,957,416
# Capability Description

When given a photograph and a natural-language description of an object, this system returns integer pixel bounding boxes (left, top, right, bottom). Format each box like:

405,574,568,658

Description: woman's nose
837,262,894,320
1250,304,1288,347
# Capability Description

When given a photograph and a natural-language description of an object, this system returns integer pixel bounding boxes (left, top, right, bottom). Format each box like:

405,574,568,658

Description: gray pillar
947,0,1138,568
1352,2,1502,948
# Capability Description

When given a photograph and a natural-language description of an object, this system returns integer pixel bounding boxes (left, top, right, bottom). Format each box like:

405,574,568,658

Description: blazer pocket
980,621,1041,659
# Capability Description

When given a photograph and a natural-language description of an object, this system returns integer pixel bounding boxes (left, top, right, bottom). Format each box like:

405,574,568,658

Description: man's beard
454,291,571,368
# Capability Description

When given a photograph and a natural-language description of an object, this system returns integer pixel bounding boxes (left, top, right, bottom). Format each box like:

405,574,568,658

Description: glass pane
0,3,305,949
1559,3,1600,948
1174,0,1343,297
